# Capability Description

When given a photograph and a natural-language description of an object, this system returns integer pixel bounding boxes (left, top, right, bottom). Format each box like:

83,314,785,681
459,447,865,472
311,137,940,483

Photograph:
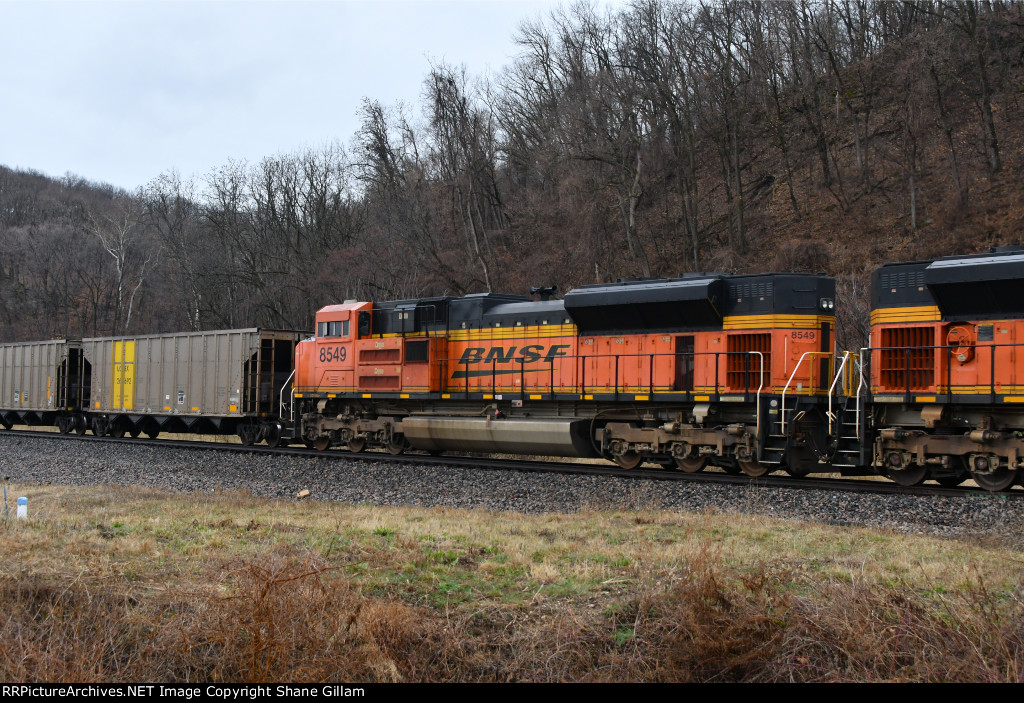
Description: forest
2,0,1022,350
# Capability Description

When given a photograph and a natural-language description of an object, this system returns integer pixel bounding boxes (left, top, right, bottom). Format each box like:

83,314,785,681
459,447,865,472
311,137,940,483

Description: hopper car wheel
971,467,1018,492
108,428,125,439
387,435,408,455
347,437,366,453
612,450,643,470
885,465,927,487
313,436,331,451
238,423,261,446
59,418,74,435
675,456,708,473
738,460,771,478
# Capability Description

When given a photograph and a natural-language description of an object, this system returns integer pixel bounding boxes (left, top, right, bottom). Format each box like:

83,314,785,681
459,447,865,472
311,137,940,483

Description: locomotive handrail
856,348,867,440
748,351,764,453
827,351,851,436
280,369,296,422
781,351,831,436
863,341,1024,399
439,349,769,402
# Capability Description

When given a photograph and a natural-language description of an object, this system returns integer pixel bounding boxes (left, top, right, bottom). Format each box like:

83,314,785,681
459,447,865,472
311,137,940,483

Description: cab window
317,320,350,338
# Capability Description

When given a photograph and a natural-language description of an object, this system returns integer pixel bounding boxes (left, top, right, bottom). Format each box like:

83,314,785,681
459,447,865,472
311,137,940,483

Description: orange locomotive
857,246,1024,490
293,273,837,476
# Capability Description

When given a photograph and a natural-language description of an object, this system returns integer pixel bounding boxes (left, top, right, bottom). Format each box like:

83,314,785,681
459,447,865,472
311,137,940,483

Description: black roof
366,273,835,336
871,248,1024,321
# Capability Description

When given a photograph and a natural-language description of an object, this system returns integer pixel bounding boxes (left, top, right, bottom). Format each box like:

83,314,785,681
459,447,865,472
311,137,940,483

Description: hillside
2,0,1022,348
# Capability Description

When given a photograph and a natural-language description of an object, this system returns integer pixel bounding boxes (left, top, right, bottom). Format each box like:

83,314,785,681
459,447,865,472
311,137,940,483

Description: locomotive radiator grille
880,326,935,391
726,333,771,391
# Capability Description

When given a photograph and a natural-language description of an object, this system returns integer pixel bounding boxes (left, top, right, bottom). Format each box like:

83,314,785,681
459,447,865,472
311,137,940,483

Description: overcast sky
0,0,597,192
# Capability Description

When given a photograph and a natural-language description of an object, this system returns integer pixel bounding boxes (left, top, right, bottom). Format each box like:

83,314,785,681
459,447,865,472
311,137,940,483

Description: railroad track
3,428,1020,500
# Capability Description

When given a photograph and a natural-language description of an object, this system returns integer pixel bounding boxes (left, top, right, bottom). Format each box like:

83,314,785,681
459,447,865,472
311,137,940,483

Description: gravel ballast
2,433,1022,541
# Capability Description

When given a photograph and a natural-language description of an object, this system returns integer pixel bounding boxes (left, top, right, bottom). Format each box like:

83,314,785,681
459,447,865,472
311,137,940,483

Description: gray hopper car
0,329,305,443
0,339,83,428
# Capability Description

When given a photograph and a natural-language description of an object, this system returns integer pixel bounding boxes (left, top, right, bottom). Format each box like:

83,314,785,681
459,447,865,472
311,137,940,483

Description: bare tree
87,195,155,335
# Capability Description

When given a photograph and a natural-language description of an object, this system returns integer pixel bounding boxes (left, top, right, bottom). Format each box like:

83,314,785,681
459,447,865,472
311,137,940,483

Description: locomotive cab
295,302,370,394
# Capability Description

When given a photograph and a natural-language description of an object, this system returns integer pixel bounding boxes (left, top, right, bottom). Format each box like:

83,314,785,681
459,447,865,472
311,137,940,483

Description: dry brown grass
0,483,1022,682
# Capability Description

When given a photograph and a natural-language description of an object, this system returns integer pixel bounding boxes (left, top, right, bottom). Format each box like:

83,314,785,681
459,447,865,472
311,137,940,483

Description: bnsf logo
452,344,571,379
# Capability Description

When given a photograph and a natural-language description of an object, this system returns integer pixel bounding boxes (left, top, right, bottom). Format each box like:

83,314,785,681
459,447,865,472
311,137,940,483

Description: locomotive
859,247,1024,490
291,273,837,477
2,248,1023,492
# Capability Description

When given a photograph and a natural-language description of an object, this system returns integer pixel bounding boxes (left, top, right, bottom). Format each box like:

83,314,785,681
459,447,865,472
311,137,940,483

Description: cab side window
317,320,351,339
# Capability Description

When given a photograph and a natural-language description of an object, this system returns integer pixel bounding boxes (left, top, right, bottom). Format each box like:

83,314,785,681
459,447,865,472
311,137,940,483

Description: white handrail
781,351,815,436
856,347,868,440
827,351,851,436
279,369,296,422
747,351,764,452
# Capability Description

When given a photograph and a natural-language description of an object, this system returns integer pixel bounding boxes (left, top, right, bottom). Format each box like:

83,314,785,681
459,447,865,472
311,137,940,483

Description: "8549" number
319,346,347,363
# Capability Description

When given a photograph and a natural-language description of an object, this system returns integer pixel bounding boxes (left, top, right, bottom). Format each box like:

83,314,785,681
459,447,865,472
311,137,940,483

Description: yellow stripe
722,314,832,330
870,306,941,325
634,395,649,401
446,325,577,341
1003,397,1024,403
915,396,936,402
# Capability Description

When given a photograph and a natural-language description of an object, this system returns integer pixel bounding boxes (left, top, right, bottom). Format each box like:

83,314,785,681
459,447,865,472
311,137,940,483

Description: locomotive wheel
737,460,771,478
674,456,708,473
386,435,408,455
784,448,816,478
264,423,282,448
971,467,1018,492
885,465,927,487
313,436,331,451
347,437,366,453
613,450,643,470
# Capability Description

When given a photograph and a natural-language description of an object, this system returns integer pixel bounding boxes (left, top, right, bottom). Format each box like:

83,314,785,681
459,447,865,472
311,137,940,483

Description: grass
0,482,1022,682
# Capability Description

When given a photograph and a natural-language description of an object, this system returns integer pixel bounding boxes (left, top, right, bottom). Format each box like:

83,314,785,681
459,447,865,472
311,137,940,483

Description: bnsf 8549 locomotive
292,272,837,477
